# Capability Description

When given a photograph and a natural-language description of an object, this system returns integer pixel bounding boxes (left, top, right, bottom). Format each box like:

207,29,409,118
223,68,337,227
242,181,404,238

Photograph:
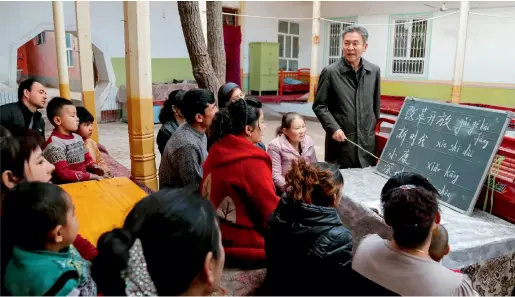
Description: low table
338,167,515,296
60,177,148,247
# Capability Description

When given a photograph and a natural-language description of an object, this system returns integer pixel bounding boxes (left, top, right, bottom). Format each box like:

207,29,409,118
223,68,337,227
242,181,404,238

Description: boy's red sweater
42,130,96,183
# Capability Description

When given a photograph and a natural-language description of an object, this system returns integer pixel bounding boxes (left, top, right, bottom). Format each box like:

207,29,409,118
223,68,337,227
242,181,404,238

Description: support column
239,1,245,91
123,1,158,191
451,0,470,104
199,0,208,46
75,1,98,142
308,0,321,103
52,1,70,99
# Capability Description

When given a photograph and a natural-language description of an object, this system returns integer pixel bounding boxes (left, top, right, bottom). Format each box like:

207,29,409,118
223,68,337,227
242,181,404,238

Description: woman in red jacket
202,98,278,268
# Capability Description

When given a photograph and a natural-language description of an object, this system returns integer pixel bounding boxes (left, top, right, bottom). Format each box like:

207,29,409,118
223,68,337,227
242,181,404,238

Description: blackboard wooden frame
375,97,512,216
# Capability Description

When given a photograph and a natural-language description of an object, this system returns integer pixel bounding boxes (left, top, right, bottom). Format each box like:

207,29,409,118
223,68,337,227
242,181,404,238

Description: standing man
313,25,381,169
0,79,47,138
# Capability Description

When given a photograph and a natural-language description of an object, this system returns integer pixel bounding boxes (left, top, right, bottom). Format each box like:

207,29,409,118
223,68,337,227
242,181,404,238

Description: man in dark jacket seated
262,160,353,296
0,79,47,139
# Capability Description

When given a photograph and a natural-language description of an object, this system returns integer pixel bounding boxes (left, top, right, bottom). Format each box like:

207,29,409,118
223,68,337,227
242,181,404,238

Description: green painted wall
382,81,450,101
382,81,514,108
461,86,515,109
111,57,194,87
243,76,249,93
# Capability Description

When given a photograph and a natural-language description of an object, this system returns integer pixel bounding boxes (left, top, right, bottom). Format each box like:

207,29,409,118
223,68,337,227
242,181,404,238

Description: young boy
42,97,104,183
429,224,461,273
2,182,97,296
76,107,112,178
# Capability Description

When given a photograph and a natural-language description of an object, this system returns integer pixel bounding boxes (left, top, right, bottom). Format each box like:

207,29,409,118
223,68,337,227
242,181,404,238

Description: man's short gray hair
342,25,369,43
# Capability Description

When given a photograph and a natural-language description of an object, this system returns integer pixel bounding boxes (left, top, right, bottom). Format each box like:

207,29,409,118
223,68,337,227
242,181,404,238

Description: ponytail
209,108,233,145
208,98,262,146
92,229,133,296
285,159,343,207
91,186,221,296
276,126,283,136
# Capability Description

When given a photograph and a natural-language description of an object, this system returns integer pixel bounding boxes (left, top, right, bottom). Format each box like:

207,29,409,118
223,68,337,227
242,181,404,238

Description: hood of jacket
204,134,272,169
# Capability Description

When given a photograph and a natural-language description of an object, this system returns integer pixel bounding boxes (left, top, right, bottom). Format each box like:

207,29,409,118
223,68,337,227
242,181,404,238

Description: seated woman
263,159,353,295
91,186,225,296
267,112,317,195
210,82,266,151
0,126,98,294
202,98,278,268
156,89,186,155
352,172,478,296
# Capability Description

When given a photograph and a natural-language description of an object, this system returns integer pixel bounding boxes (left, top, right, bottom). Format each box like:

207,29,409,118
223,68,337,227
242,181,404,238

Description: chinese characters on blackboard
381,104,496,200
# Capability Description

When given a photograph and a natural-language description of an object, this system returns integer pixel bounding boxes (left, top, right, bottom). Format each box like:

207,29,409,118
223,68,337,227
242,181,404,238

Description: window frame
324,18,357,67
65,33,74,68
35,32,46,45
278,20,300,71
387,14,432,79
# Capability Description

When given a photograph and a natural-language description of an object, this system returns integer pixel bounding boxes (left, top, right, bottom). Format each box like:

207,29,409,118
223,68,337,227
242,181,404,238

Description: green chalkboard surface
376,97,511,215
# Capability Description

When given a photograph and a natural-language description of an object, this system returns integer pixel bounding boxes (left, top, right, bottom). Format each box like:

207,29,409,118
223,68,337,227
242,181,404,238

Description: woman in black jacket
262,159,353,296
156,90,186,155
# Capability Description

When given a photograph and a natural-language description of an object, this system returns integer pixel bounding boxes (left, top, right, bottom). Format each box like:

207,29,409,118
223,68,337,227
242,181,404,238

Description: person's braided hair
285,159,343,207
208,98,262,145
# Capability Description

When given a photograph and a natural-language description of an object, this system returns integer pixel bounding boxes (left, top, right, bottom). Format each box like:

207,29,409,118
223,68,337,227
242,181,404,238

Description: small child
76,107,112,178
429,224,461,273
2,182,97,296
42,97,104,183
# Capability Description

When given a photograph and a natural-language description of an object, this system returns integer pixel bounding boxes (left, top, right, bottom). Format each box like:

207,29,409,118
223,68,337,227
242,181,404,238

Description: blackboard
376,97,511,215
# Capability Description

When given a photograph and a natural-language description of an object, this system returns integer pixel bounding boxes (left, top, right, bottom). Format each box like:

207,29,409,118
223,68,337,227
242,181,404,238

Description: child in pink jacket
267,112,317,195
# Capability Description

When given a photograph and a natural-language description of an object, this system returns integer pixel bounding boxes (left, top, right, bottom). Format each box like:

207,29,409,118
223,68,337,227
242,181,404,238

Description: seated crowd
0,79,480,296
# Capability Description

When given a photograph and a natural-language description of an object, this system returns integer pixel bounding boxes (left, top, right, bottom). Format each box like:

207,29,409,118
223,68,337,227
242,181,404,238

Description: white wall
242,1,312,73
317,1,515,84
1,1,513,94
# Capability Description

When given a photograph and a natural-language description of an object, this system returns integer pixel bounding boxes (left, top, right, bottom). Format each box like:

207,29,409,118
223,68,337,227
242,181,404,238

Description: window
278,21,299,71
35,32,45,45
388,17,430,77
222,7,237,26
326,20,355,66
65,33,73,67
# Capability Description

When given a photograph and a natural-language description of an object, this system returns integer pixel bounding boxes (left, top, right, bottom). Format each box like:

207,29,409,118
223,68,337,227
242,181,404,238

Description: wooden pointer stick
343,138,395,166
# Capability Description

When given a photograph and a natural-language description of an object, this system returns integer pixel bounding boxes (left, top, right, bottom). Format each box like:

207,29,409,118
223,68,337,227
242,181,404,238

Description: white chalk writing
409,130,419,147
398,149,410,165
427,162,441,173
479,118,491,131
417,134,428,147
426,112,437,126
388,148,398,160
455,117,473,136
444,164,460,184
383,163,394,175
473,132,489,149
462,143,474,158
436,139,447,149
397,127,408,147
467,119,480,135
406,106,418,121
438,184,452,200
436,112,452,130
417,107,427,126
449,140,461,153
